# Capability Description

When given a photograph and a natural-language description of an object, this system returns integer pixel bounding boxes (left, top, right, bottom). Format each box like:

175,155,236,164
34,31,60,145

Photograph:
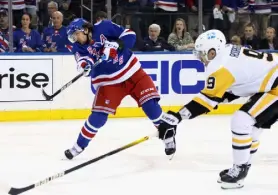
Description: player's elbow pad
179,100,210,119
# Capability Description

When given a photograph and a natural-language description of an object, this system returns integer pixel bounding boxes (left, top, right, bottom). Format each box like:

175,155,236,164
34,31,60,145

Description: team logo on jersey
46,36,51,42
87,46,100,58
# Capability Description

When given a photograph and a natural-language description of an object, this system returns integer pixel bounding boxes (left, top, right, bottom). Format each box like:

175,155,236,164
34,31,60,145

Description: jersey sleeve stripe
192,96,215,111
119,29,136,39
259,65,278,92
92,57,136,83
200,92,223,102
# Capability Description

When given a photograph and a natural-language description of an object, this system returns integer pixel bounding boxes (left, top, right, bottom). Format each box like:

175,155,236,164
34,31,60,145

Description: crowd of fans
1,0,278,53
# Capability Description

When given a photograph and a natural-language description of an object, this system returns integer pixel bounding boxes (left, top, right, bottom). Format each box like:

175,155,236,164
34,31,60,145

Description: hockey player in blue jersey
64,18,180,160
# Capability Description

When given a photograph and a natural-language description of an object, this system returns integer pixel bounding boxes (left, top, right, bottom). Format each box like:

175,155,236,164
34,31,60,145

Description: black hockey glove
158,111,182,140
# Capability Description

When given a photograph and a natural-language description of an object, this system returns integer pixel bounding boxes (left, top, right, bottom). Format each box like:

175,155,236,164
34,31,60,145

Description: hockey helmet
193,29,226,62
67,18,89,43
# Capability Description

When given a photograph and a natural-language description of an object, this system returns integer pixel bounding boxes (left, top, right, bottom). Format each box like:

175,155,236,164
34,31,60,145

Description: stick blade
8,186,33,195
41,88,52,100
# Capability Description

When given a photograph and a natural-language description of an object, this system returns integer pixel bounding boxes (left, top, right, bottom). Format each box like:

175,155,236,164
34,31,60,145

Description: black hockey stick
42,58,103,100
42,71,85,100
7,133,155,195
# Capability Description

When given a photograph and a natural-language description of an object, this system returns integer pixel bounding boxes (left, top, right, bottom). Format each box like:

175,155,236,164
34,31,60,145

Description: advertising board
0,58,53,102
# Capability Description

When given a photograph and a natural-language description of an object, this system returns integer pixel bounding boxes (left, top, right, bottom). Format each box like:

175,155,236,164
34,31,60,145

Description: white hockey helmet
194,29,226,62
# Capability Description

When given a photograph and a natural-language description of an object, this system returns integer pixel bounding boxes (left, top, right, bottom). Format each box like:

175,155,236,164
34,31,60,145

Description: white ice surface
0,116,278,195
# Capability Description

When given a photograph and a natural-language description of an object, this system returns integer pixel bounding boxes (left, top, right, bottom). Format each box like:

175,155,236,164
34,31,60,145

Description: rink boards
0,52,246,121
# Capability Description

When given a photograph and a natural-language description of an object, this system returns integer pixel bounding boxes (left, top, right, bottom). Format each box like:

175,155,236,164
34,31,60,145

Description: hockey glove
83,64,92,77
102,41,119,60
158,111,182,140
77,58,94,77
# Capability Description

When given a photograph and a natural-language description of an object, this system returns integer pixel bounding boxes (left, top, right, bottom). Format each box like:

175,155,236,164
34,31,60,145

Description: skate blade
217,177,222,183
168,152,176,160
221,180,244,189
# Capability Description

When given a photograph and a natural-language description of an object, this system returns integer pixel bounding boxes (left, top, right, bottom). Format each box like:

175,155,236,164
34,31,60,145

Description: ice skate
217,164,251,183
163,128,176,160
220,164,250,189
64,143,84,160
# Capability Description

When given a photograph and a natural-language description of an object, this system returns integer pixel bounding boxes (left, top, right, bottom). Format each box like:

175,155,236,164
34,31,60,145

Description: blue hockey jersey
42,26,72,52
71,20,140,90
0,28,10,52
13,29,43,52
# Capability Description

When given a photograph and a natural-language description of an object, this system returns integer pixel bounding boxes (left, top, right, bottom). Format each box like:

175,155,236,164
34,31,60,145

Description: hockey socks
77,112,108,148
142,99,163,127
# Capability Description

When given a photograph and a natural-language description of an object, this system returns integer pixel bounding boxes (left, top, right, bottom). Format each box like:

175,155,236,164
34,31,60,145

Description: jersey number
243,49,273,62
207,77,215,89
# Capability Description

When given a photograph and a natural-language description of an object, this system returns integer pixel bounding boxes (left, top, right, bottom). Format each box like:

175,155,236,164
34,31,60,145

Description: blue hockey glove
77,58,94,77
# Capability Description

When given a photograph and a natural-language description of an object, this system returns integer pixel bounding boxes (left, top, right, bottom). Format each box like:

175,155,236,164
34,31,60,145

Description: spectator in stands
95,11,107,23
168,18,194,51
25,0,38,29
271,0,278,34
259,27,278,50
241,23,260,49
55,0,71,11
140,24,175,51
0,0,25,28
39,1,58,31
249,0,271,38
230,35,242,46
59,0,76,26
222,0,251,39
0,8,12,52
13,13,42,52
42,11,71,53
186,0,221,39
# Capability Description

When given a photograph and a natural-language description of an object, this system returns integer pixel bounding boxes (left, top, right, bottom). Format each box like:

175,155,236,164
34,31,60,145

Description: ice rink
1,115,278,195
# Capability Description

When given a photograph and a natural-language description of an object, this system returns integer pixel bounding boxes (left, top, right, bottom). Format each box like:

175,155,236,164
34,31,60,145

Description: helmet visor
68,32,77,43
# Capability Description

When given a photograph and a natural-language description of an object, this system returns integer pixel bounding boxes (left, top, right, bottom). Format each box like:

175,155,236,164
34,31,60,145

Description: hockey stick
7,133,156,195
42,58,103,100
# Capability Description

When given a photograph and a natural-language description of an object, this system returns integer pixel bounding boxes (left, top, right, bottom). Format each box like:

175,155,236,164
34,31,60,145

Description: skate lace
227,165,240,178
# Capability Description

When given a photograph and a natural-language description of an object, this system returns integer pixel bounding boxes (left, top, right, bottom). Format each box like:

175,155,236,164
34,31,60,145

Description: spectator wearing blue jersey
13,13,43,52
42,11,71,53
0,9,11,52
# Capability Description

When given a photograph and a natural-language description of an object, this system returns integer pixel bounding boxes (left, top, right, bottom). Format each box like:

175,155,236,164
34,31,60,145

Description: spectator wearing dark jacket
259,27,278,50
241,23,260,49
140,24,175,51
